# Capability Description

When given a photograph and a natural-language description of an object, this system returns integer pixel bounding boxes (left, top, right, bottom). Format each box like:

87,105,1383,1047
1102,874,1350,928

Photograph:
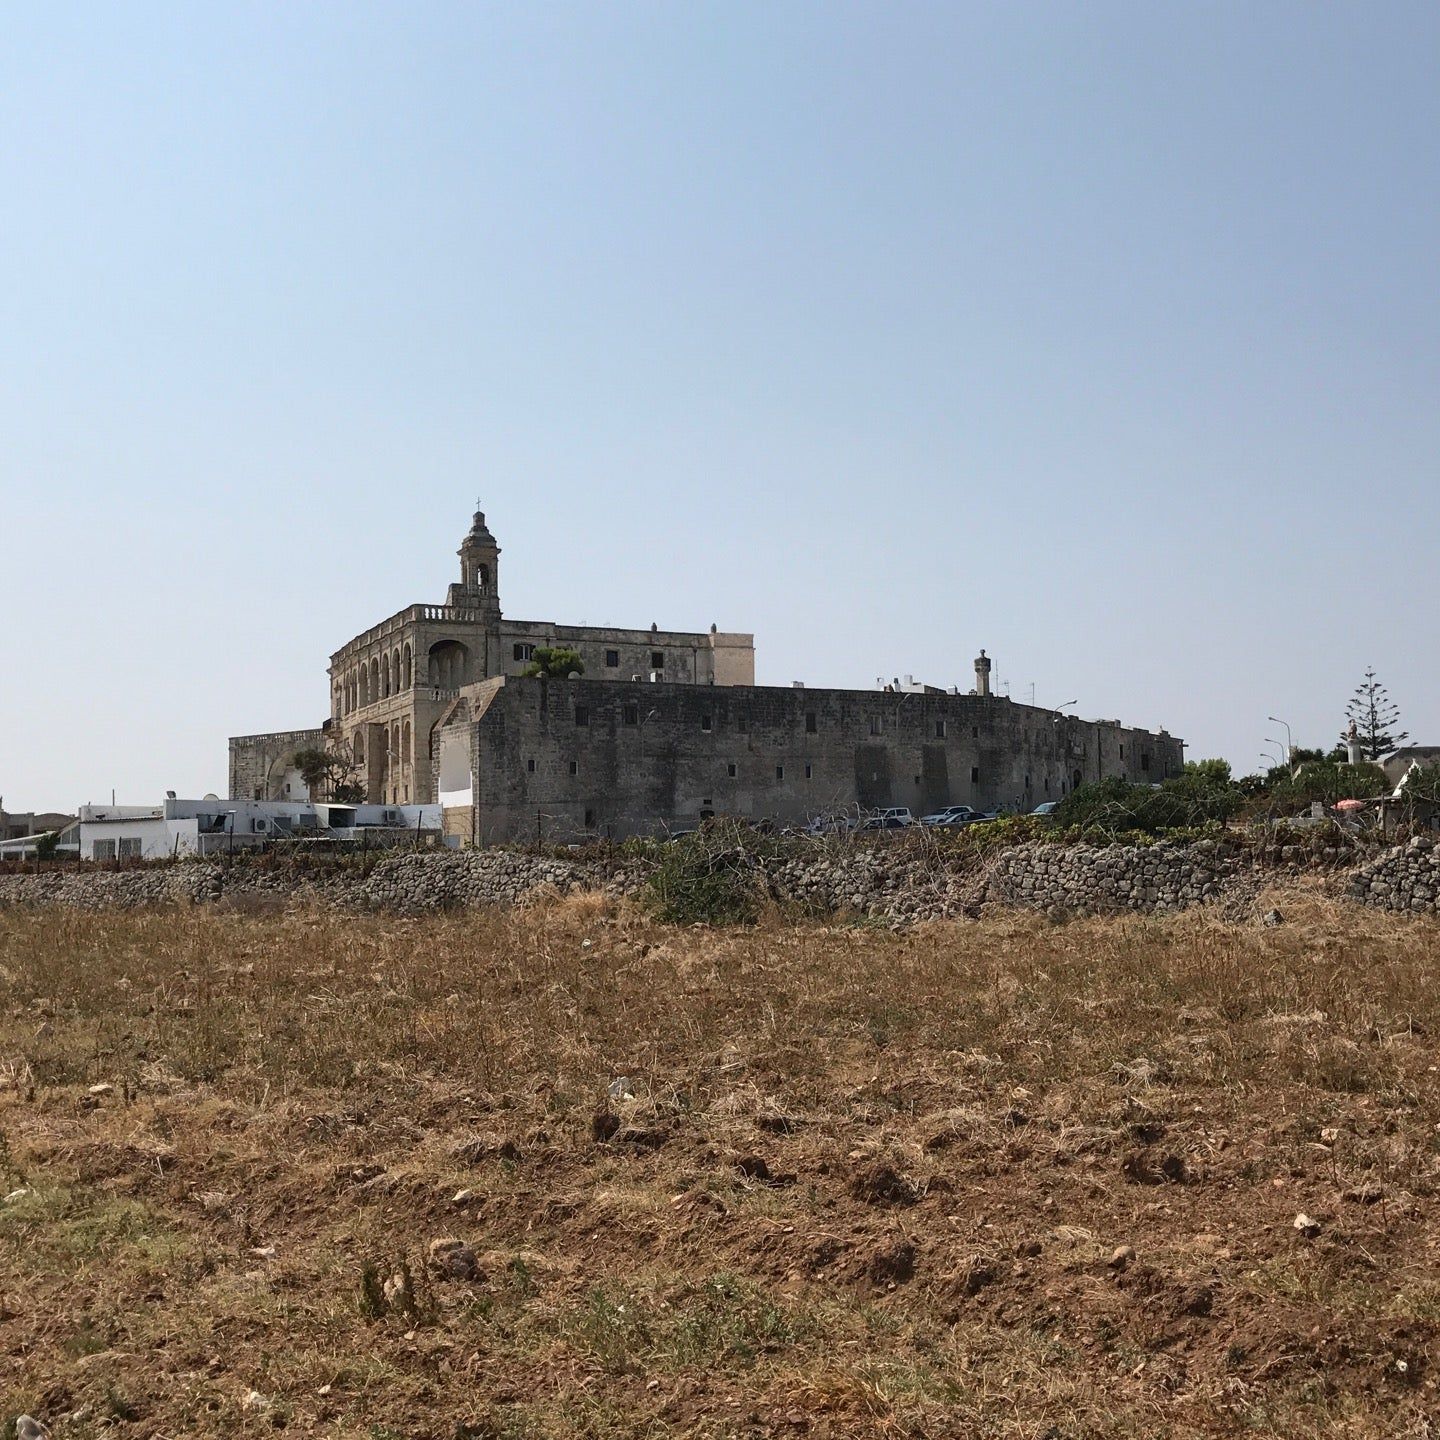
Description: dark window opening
805,764,813,780
805,712,817,734
575,705,589,727
1141,753,1151,771
971,766,980,784
1074,769,1083,790
650,650,664,670
972,726,979,738
605,649,619,668
727,763,737,778
935,720,947,739
527,758,536,773
1120,744,1125,759
869,716,883,736
623,703,639,726
701,714,712,731
775,765,785,781
568,761,578,777
513,642,535,662
584,808,596,829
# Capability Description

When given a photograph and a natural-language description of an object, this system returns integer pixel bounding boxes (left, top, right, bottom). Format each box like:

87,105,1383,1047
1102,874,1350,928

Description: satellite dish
203,793,219,802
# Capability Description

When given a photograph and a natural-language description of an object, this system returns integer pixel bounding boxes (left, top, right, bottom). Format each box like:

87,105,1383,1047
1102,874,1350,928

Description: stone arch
428,639,469,689
369,657,380,700
353,731,365,765
382,654,391,698
402,643,413,689
359,668,369,707
392,647,402,695
401,718,411,767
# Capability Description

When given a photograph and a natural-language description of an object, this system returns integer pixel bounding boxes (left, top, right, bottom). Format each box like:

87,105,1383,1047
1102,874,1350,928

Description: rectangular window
737,715,748,733
775,765,785,781
727,763,737,778
805,764,813,780
513,642,535,662
93,839,117,861
805,712,817,734
701,714,712,731
1141,753,1151,772
584,808,596,829
575,706,589,727
605,649,619,668
527,758,536,773
651,650,665,670
935,720,947,739
1119,744,1125,759
869,716,883,736
569,760,578,777
971,766,980,784
972,726,979,738
118,837,142,859
623,703,639,726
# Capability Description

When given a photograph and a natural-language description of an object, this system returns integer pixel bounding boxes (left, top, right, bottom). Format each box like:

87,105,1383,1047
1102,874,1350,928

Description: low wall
1349,837,1440,913
0,834,1429,923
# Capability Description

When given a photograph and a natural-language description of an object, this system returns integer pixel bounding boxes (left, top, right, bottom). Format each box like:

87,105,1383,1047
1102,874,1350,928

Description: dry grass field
2,890,1439,1438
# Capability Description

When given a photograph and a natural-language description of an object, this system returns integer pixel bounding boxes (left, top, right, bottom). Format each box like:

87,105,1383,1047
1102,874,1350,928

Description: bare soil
2,888,1438,1437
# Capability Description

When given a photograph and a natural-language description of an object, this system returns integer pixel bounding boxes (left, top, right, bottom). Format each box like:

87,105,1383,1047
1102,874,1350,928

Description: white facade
77,798,442,860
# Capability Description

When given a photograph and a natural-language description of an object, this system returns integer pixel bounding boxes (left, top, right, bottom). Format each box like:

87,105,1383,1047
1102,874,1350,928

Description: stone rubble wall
0,835,1431,922
1348,837,1440,913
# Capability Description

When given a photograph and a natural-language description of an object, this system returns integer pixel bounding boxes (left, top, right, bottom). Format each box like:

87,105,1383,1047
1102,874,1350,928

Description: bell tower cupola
449,505,501,614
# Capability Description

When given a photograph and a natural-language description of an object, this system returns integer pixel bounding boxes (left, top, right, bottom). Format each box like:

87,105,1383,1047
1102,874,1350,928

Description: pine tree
1343,668,1409,761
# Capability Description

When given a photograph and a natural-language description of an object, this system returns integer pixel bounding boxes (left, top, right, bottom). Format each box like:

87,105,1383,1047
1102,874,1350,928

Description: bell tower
449,506,501,615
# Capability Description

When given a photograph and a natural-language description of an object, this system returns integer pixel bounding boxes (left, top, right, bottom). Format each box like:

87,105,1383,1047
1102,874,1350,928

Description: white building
77,797,442,860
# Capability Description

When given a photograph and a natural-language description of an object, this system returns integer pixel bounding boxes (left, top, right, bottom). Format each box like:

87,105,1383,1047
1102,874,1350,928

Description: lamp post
1267,716,1293,761
1261,746,1284,771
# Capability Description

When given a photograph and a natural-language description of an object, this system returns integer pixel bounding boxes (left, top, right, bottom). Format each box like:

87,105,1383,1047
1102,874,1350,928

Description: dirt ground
2,889,1439,1438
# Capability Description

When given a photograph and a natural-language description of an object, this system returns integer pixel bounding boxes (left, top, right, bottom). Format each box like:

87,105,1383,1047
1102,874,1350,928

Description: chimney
974,649,992,698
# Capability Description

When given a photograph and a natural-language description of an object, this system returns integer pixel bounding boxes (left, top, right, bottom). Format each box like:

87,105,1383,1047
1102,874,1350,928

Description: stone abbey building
230,510,1183,842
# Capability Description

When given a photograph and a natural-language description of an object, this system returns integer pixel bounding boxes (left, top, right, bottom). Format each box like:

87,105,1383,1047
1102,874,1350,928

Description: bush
1055,774,1242,836
644,822,774,925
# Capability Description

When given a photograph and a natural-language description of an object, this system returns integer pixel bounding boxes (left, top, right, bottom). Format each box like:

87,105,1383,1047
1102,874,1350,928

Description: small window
701,714,712,732
805,712,817,734
575,705,589,727
935,720,947,739
605,649,619,668
527,758,536,773
513,642,535,662
1141,753,1151,772
727,763,737,778
93,839,117,861
1119,743,1125,759
584,808,596,829
651,650,664,670
971,766,980,784
118,837,143,858
737,715,748,733
972,726,979,738
775,765,785,781
569,760,578,777
869,716,883,736
805,764,813,780
623,703,639,726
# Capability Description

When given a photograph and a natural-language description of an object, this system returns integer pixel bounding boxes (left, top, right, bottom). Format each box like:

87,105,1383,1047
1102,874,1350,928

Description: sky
3,2,1438,809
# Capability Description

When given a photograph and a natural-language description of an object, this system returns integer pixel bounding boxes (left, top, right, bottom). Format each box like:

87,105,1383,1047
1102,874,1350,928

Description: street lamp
1261,746,1284,770
1267,716,1293,760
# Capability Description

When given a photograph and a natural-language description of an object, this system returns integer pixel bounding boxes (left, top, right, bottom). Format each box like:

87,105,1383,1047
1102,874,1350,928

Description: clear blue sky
3,3,1437,808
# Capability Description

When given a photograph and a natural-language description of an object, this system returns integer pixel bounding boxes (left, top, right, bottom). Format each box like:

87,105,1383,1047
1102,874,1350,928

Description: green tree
1344,668,1409,760
1184,758,1232,785
292,745,365,804
523,647,585,680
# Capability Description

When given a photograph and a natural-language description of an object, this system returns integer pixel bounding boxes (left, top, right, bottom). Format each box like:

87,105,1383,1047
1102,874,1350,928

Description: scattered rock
87,1082,114,1096
14,1418,52,1440
1292,1212,1321,1238
428,1237,481,1281
591,1107,621,1143
1108,1245,1136,1270
1262,908,1285,927
607,1076,638,1104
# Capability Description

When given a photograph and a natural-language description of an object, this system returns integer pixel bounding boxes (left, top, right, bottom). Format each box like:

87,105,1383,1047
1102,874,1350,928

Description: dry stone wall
1349,837,1440,914
0,834,1429,922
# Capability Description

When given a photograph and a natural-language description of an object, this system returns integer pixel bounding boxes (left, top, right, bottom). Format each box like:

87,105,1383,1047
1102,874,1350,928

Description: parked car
919,805,980,827
1028,801,1062,818
875,807,914,826
858,815,909,831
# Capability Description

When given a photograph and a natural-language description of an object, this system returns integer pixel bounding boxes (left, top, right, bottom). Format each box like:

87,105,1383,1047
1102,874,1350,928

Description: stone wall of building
228,728,324,802
443,676,1184,844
